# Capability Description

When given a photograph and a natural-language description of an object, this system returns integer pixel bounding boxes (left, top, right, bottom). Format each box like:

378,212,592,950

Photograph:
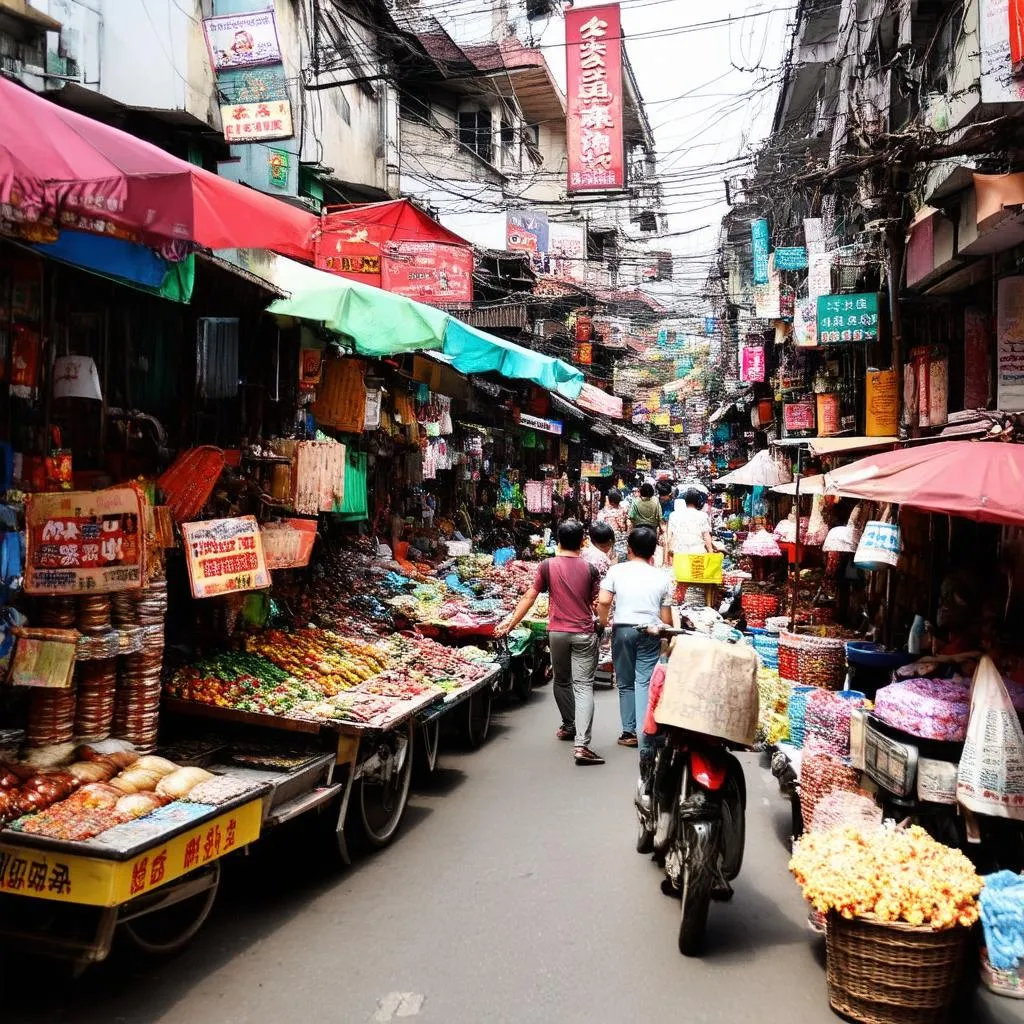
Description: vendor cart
0,789,266,967
163,685,440,859
416,663,502,767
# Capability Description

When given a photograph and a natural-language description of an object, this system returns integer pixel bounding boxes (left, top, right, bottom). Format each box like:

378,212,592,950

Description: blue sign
774,246,808,271
751,219,770,285
704,317,717,336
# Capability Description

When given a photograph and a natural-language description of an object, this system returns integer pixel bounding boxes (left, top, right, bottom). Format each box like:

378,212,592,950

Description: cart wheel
414,717,440,778
121,861,220,956
531,649,552,688
462,687,492,749
512,657,534,702
354,724,414,849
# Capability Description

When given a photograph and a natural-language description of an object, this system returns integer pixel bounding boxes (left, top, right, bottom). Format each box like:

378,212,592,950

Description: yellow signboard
0,799,262,907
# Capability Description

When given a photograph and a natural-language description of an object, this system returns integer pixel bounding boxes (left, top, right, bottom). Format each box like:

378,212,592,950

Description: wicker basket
826,912,968,1024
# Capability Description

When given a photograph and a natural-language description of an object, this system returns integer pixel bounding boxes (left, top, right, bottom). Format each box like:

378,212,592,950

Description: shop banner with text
25,488,145,595
566,4,624,192
182,516,271,599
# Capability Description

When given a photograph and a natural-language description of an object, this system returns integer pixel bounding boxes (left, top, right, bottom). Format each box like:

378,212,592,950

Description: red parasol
0,76,315,258
825,440,1024,525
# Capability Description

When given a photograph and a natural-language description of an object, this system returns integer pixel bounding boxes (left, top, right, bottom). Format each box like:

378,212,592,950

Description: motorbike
634,623,752,956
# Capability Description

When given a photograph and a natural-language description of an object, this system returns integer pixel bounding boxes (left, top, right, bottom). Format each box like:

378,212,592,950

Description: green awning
266,257,448,356
263,254,584,398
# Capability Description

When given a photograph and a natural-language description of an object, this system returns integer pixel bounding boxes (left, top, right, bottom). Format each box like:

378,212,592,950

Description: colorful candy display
874,677,972,742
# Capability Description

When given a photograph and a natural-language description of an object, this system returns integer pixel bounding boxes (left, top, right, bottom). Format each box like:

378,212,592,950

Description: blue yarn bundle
980,871,1024,971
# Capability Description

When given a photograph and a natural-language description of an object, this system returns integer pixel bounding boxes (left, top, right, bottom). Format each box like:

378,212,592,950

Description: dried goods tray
163,688,445,738
418,664,501,722
0,788,267,863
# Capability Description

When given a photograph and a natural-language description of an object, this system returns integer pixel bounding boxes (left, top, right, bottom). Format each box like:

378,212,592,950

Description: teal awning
263,255,584,398
441,319,583,400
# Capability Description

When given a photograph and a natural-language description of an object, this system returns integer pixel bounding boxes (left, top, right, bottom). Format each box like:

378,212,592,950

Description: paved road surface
3,687,1023,1023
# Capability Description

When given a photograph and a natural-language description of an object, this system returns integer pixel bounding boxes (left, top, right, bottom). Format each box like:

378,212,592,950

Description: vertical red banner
566,4,625,192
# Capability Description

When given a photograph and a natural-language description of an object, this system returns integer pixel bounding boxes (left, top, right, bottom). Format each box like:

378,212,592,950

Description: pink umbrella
825,440,1024,525
0,76,316,258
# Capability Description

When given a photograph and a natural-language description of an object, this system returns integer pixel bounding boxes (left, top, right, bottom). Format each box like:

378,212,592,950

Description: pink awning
0,76,316,258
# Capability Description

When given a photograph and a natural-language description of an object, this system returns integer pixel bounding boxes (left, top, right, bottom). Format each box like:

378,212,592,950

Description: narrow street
3,688,1020,1024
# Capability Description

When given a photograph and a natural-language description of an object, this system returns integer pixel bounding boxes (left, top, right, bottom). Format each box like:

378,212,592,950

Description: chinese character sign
181,516,271,599
751,219,770,285
25,488,145,595
740,344,766,383
566,4,625,192
816,293,880,343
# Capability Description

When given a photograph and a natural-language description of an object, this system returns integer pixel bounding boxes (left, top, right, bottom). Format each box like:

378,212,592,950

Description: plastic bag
957,656,1024,820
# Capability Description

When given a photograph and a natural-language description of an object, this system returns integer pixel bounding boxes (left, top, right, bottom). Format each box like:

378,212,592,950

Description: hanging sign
751,219,770,284
181,516,271,599
997,275,1024,410
634,457,651,471
517,413,563,435
203,11,282,70
774,247,808,271
963,307,992,409
9,629,78,689
740,345,766,383
267,148,290,188
298,348,322,390
581,462,613,478
794,299,819,347
816,292,879,343
808,251,832,299
380,242,473,305
25,488,145,595
575,341,593,365
566,4,625,192
866,369,899,436
783,399,816,435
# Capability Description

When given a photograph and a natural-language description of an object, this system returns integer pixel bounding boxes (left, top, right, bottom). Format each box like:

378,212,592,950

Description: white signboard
203,11,282,70
997,275,1024,410
980,0,1024,103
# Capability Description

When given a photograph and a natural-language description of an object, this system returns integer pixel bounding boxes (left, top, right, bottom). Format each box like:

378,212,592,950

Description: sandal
574,746,605,766
617,732,639,747
556,726,575,741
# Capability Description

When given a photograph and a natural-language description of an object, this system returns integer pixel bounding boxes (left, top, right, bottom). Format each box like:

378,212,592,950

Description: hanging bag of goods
672,551,724,585
957,656,1024,820
854,505,900,571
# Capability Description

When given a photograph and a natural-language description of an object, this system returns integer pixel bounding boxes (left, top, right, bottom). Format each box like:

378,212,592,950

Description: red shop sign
566,4,625,192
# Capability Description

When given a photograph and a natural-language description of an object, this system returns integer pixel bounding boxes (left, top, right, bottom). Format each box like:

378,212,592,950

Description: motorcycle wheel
636,818,654,854
720,760,746,882
678,819,720,957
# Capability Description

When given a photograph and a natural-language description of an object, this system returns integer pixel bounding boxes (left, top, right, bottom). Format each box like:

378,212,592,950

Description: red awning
0,76,316,258
826,440,1024,526
314,199,474,305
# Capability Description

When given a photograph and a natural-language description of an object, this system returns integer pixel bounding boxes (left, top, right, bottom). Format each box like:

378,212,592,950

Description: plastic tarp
33,231,194,302
442,319,584,400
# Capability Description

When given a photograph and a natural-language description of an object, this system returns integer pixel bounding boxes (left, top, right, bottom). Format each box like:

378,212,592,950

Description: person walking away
597,489,630,562
656,481,675,523
582,521,615,576
667,488,716,610
496,520,605,765
597,527,673,757
629,483,661,530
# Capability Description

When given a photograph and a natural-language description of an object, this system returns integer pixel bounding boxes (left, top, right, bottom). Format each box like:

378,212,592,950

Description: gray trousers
548,630,599,747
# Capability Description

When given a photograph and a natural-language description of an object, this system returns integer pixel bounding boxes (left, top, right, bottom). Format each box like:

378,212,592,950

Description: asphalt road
4,686,1024,1024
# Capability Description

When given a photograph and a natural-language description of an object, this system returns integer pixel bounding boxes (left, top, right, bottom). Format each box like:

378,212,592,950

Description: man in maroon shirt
496,519,604,765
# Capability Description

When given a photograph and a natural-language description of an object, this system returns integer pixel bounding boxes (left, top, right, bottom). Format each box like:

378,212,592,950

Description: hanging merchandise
311,358,367,433
865,368,898,435
816,393,840,436
52,355,103,401
363,388,381,431
437,395,453,434
853,506,900,571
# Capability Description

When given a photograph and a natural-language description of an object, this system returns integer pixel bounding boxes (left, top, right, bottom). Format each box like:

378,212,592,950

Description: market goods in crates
790,824,981,929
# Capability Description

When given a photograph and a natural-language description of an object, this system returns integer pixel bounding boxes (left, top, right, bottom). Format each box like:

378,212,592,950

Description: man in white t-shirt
666,488,715,560
596,526,673,753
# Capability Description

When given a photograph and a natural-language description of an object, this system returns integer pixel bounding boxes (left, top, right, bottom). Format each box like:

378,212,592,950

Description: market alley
2,688,1020,1024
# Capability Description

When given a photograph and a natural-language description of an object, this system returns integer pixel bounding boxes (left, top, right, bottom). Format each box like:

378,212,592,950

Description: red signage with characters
379,241,473,305
566,3,625,192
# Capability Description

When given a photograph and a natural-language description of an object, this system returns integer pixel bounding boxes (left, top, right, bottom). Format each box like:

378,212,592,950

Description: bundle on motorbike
634,620,759,956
